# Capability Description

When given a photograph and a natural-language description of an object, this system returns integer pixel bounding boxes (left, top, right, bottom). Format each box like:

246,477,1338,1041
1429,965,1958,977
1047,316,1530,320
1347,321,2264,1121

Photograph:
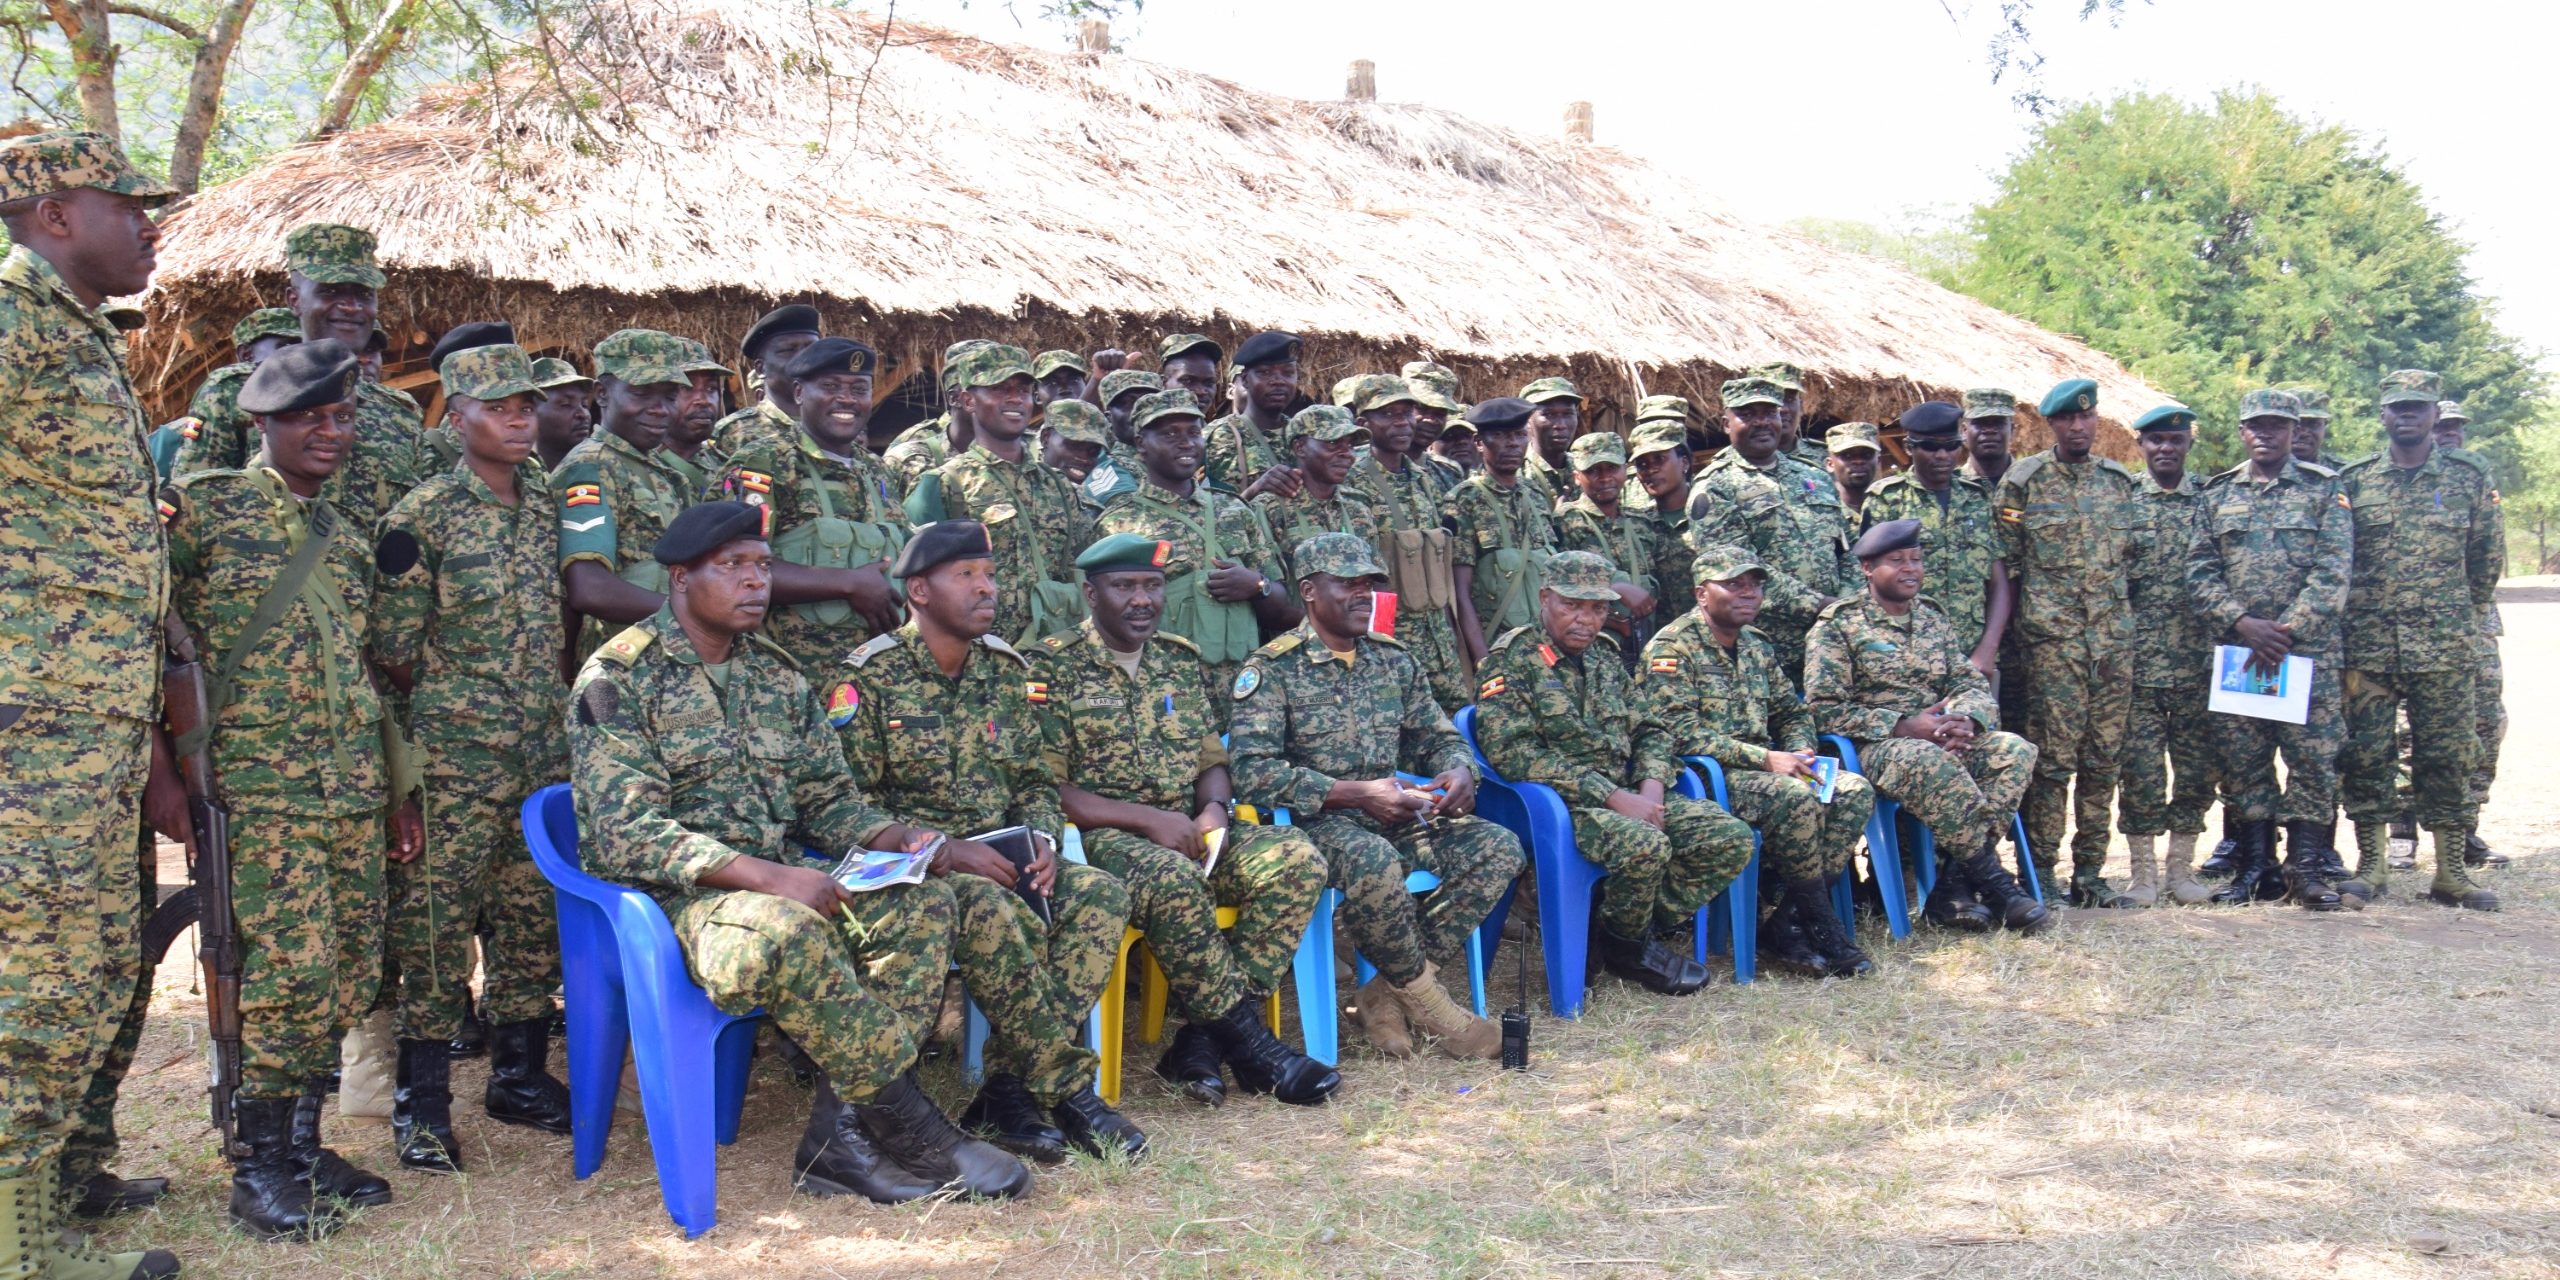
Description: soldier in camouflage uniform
1519,376,1583,510
1997,379,2141,906
1031,533,1338,1108
173,223,421,534
531,356,593,472
2284,387,2348,470
1684,376,1854,677
918,345,1095,647
2185,390,2357,911
556,329,702,659
714,338,907,672
1343,377,1473,711
1229,534,1521,1059
1204,331,1303,500
709,304,824,461
1860,403,2012,677
659,339,734,500
1805,520,2050,934
1960,388,2030,731
2338,372,2505,911
1079,368,1161,512
568,502,1031,1204
2429,400,2508,870
1748,360,1827,469
1553,433,1663,661
1637,546,1880,974
1037,398,1110,487
1255,405,1379,575
1030,349,1089,416
832,522,1142,1161
1397,361,1470,491
150,307,299,480
2117,405,2217,907
0,130,185,1280
168,342,409,1241
1824,420,1883,520
1477,552,1751,994
882,339,990,486
408,320,517,478
1446,397,1560,664
1626,419,1700,634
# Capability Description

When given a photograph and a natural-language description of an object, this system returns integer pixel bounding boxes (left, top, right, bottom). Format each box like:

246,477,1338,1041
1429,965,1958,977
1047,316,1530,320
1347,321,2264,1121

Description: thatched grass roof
133,0,2162,449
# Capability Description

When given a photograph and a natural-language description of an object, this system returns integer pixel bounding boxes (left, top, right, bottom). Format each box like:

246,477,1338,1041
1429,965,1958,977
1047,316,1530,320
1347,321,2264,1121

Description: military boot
1051,1085,1148,1160
2352,822,2392,899
290,1092,391,1208
2464,833,2508,868
2067,864,2135,909
2388,813,2418,869
856,1071,1032,1200
1353,972,1414,1058
2278,821,2345,912
1151,1023,1227,1107
1757,895,1836,975
959,1073,1067,1165
792,1074,938,1204
2121,835,2160,907
448,991,488,1060
0,1173,38,1280
1209,997,1339,1106
1964,834,2051,934
230,1097,337,1242
2198,811,2241,880
1393,963,1502,1060
483,1018,573,1134
1596,924,1708,996
64,1171,167,1222
2427,830,2500,911
1797,880,1873,978
2308,818,2369,907
2210,820,2276,905
31,1162,178,1280
1921,857,1994,932
2162,832,2213,905
390,1038,463,1173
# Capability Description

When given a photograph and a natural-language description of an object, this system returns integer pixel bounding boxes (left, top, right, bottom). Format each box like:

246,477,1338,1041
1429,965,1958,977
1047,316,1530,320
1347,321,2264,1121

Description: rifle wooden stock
161,652,245,1158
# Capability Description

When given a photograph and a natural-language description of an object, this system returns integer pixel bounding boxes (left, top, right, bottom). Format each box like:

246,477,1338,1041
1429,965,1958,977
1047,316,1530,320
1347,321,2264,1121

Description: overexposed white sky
895,0,2558,364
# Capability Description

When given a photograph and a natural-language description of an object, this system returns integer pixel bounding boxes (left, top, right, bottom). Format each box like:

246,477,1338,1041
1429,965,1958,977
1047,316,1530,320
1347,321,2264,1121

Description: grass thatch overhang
131,0,2163,455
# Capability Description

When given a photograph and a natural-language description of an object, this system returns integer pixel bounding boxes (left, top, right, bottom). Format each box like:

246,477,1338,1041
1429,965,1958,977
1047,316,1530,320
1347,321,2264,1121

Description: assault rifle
138,623,244,1159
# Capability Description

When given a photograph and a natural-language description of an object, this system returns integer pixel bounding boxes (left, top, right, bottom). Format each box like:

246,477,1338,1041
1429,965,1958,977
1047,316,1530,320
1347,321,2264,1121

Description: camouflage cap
1566,432,1626,470
1132,388,1207,432
1626,420,1688,459
678,338,735,378
2237,388,2301,422
948,343,1034,390
938,339,994,388
593,329,694,387
1401,361,1461,400
531,356,591,388
1097,369,1162,405
1634,394,1691,425
1827,421,1882,454
1289,403,1368,445
231,307,302,347
0,130,174,207
1346,373,1422,415
441,343,547,403
282,223,385,288
1031,349,1090,380
1041,399,1111,445
1961,387,2018,419
2378,369,2442,405
1746,360,1804,392
1404,379,1461,412
2436,399,2469,426
1291,531,1387,582
1158,333,1222,365
2284,386,2332,420
1719,376,1785,409
1519,376,1583,405
1543,549,1620,601
1328,374,1366,408
1690,543,1769,585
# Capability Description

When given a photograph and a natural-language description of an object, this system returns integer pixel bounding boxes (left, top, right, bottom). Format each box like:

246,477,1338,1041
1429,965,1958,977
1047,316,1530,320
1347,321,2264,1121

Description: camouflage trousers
1571,795,1753,938
2471,633,2503,809
1081,825,1326,1019
2119,682,2216,836
65,824,154,1190
2216,660,2344,827
673,877,952,1103
2021,641,2130,873
1852,731,2038,851
234,810,386,1097
1298,812,1523,988
389,758,562,1040
0,709,147,1180
1723,768,1871,884
2341,667,2478,833
950,863,1130,1105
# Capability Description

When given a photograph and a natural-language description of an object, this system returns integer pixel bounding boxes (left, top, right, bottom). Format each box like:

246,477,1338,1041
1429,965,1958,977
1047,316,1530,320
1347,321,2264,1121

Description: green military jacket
1522,450,1569,514
1993,450,2140,651
1633,610,1813,774
1473,627,1672,808
718,430,911,671
1253,485,1383,581
1684,447,1855,665
2339,447,2504,673
555,429,693,595
1444,471,1560,634
1227,626,1475,819
1203,411,1284,494
882,416,955,486
567,608,898,916
1096,478,1286,692
1028,622,1224,813
1803,593,2001,743
709,398,797,462
178,363,422,535
1554,495,1660,627
2125,470,2208,687
2184,458,2351,663
375,461,567,773
658,442,728,504
167,468,383,815
0,246,168,719
831,621,1063,838
1858,472,2001,654
933,443,1091,645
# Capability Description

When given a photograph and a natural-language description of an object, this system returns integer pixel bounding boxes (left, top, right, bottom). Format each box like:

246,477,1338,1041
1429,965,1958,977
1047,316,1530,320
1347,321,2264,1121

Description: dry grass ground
87,602,2560,1279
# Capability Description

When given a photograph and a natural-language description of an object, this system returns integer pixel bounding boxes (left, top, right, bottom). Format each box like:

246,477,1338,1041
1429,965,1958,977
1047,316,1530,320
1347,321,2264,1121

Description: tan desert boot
1354,973,1414,1058
2162,832,2212,905
1393,963,1501,1060
2122,835,2159,907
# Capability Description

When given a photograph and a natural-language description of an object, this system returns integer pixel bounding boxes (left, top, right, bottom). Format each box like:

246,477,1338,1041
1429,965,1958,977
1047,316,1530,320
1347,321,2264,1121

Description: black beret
1232,331,1303,368
1852,517,1923,560
652,501,768,567
1465,396,1535,431
741,304,822,359
428,321,515,373
890,520,994,579
238,339,361,416
1897,401,1964,436
783,336,877,382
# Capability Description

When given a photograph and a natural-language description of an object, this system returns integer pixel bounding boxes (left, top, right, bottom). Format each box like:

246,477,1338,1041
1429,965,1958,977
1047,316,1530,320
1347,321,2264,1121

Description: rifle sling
173,502,336,761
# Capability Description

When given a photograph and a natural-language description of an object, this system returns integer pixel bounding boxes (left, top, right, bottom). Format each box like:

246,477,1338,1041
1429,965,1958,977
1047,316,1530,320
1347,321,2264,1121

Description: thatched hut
134,0,2162,453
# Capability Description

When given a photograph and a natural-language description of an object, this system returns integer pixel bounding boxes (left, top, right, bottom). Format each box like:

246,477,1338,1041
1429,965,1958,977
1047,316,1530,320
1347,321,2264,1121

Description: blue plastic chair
1676,755,1761,984
1264,799,1491,1064
1819,734,2043,926
521,784,756,1240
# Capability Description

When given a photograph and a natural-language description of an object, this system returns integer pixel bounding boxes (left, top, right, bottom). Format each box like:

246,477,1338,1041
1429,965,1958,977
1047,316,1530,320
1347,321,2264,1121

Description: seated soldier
566,502,1028,1203
1636,546,1881,978
1228,534,1525,1059
1031,534,1338,1107
1475,551,1751,995
1804,519,2049,934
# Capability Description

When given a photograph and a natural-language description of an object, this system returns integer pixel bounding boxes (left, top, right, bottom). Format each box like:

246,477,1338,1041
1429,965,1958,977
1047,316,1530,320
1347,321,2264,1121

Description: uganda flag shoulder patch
564,483,603,508
1648,657,1679,674
1479,675,1509,699
176,416,202,440
1997,506,2023,525
735,470,772,495
1024,681,1050,704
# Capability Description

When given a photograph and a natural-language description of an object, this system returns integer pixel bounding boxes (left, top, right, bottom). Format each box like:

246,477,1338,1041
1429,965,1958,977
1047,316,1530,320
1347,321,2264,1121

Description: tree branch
164,0,254,192
106,1,202,42
306,0,418,137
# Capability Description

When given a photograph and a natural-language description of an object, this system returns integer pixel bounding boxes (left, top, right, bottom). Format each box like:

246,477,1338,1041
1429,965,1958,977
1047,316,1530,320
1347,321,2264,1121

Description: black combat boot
230,1097,337,1242
290,1091,391,1207
2388,812,2418,869
482,1018,572,1134
1596,923,1709,995
2210,820,2274,905
792,1075,938,1204
1964,832,2052,934
857,1071,1032,1199
390,1038,463,1173
1798,878,1874,977
1756,889,1834,977
1152,1023,1228,1107
2307,817,2371,905
1922,857,1994,932
1210,997,1339,1106
2197,810,2241,880
958,1073,1067,1165
1051,1085,1148,1160
2464,833,2508,868
2278,821,2345,911
66,1169,169,1220
448,992,488,1060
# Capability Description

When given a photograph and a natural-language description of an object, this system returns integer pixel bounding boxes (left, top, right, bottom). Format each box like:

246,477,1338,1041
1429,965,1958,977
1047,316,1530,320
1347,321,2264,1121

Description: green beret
1097,369,1162,405
2378,369,2443,405
1042,399,1111,445
594,329,694,387
1543,550,1619,601
653,501,767,566
1827,421,1882,454
1518,376,1582,405
1566,432,1626,470
1132,389,1206,432
1031,349,1090,380
1076,531,1171,577
239,339,361,416
2131,404,2197,433
441,344,547,403
1291,532,1386,582
2037,379,2099,417
1719,376,1785,409
283,222,384,288
2236,389,2299,423
231,308,301,347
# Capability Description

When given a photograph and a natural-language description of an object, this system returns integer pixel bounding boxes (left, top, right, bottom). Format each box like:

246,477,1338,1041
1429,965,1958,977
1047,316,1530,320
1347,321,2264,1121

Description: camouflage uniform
569,610,948,1102
2119,469,2216,836
1625,422,1698,635
708,398,798,467
715,432,910,672
1345,453,1472,712
833,624,1128,1104
1227,624,1524,986
1856,472,2002,655
1474,623,1753,938
1029,622,1326,1014
1444,472,1560,640
555,332,700,653
658,444,727,503
1804,594,2038,850
1203,412,1285,495
933,441,1093,647
1096,478,1287,725
1555,493,1662,650
1684,447,1855,674
1636,610,1872,883
882,417,957,487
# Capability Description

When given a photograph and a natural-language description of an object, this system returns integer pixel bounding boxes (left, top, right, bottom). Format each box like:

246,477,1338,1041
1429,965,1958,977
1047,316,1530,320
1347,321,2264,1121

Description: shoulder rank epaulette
844,632,901,668
597,625,655,667
2296,459,2338,479
745,631,801,671
2097,457,2138,481
1484,625,1529,655
1817,596,1859,620
2003,453,2049,485
1154,630,1202,655
978,633,1032,669
2438,448,2492,477
1257,632,1307,659
1364,630,1408,650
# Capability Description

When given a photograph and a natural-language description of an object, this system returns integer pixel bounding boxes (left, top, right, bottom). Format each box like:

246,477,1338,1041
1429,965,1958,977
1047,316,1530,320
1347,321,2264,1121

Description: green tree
1951,89,2546,472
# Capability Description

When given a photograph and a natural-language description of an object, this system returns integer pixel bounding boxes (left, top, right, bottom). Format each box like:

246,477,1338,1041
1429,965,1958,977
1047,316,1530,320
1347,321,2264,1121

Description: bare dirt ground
87,601,2560,1279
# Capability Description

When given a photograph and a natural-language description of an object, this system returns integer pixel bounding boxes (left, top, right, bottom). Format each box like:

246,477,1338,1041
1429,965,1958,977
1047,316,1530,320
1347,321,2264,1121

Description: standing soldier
1859,403,2011,679
1476,552,1754,994
1805,520,2050,934
374,344,575,1172
1398,361,1470,491
1346,378,1472,710
833,523,1143,1160
1204,332,1304,501
1626,418,1700,635
1080,368,1161,511
1031,534,1338,1108
409,320,516,478
2338,372,2504,910
530,357,594,472
151,307,299,479
1749,360,1826,469
555,329,701,656
1030,350,1090,418
1519,376,1584,509
1446,397,1560,665
1228,535,1521,1059
2429,400,2508,870
1684,375,1854,678
2118,405,2217,906
1255,406,1379,574
0,130,185,1280
1552,433,1662,660
1997,379,2140,907
1960,388,2028,727
658,339,734,500
2184,390,2357,910
1824,421,1882,521
1156,334,1226,429
883,339,989,486
924,345,1093,645
1037,399,1110,488
168,342,414,1241
2284,387,2346,470
708,304,823,460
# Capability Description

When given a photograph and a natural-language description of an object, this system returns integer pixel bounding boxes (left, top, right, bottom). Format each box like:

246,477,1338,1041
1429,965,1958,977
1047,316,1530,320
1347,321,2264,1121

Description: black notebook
971,825,1052,926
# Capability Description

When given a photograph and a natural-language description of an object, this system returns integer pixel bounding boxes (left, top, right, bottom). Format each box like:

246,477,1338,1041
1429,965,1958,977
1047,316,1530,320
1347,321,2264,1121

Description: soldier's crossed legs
1723,769,1872,884
1853,732,2037,851
1296,813,1521,986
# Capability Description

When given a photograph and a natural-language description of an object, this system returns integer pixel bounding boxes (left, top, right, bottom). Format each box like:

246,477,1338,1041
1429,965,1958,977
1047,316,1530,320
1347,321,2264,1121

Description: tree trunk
165,0,256,194
307,0,420,138
44,0,121,138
